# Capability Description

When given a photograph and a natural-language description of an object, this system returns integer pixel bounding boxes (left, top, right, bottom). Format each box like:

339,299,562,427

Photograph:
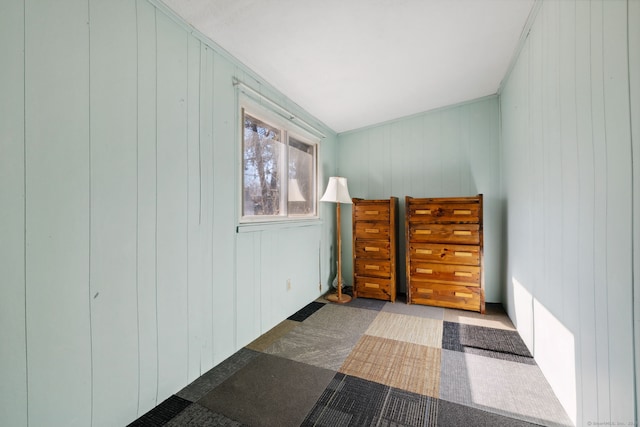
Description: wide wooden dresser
352,197,398,302
405,195,484,313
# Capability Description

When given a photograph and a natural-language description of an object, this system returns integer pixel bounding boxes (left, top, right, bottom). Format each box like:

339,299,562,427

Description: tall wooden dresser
352,197,398,302
405,195,484,313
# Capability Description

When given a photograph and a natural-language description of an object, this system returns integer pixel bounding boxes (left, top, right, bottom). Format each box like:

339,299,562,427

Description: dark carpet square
301,373,389,426
288,301,327,322
436,399,542,426
198,353,335,427
302,373,438,427
442,322,535,364
165,403,245,427
380,387,438,427
127,395,191,427
177,348,260,402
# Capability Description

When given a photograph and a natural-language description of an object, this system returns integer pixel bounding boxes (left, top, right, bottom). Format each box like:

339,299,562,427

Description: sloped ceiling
160,0,535,133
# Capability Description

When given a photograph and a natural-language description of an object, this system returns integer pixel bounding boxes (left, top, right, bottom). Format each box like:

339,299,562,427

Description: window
241,107,318,222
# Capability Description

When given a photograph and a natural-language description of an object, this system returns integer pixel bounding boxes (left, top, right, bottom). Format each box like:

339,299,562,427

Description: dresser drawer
354,203,390,221
409,282,482,312
354,259,392,278
354,221,390,240
409,242,480,265
354,277,394,301
408,202,479,223
409,262,480,286
354,239,391,260
408,224,479,244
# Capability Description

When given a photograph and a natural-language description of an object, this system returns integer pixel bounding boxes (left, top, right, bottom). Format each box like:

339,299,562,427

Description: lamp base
325,292,352,304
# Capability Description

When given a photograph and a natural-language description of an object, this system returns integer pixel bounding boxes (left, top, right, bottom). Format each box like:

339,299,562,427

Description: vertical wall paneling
337,98,500,299
186,34,204,384
590,2,612,420
155,11,189,401
24,0,92,425
211,51,238,364
135,0,159,416
630,0,640,421
0,1,27,425
89,0,139,425
235,233,261,348
602,0,634,419
574,1,598,422
499,0,636,424
199,44,215,374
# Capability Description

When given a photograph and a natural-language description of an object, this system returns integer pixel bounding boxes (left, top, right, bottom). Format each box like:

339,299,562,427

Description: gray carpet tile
198,353,335,427
347,296,388,311
288,301,327,322
381,298,445,320
127,395,191,427
436,399,543,427
176,348,260,402
302,373,438,427
442,321,535,364
439,349,573,426
301,303,380,335
262,304,379,371
164,403,246,427
262,321,363,370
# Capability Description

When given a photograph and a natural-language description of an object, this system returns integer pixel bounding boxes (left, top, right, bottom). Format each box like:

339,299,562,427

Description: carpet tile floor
129,296,573,427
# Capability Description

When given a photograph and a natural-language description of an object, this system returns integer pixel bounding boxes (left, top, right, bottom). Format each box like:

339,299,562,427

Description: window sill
237,218,323,233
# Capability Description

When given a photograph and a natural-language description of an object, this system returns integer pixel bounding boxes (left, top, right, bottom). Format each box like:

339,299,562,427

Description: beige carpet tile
301,303,379,337
339,335,441,397
443,303,516,331
365,311,443,348
245,320,298,352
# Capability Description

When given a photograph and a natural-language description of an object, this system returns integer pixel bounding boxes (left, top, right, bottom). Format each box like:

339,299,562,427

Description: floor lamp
320,177,352,304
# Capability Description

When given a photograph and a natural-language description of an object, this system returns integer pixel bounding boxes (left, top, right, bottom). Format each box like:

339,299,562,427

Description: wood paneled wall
337,97,501,301
0,1,336,426
500,0,638,424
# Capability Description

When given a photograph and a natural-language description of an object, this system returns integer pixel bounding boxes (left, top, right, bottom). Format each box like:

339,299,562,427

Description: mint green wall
0,0,337,426
500,0,638,425
337,97,502,302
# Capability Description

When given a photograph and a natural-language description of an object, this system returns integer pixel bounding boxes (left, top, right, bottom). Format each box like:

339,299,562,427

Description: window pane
288,137,315,216
243,113,285,216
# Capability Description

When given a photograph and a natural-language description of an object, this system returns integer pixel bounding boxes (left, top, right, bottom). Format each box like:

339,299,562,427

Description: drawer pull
454,271,473,277
417,288,433,294
454,251,473,257
364,282,380,289
365,265,380,270
364,210,379,215
365,246,380,252
454,210,472,215
453,230,472,236
416,268,433,274
455,292,473,298
416,209,431,215
416,249,432,255
415,229,432,235
365,228,380,233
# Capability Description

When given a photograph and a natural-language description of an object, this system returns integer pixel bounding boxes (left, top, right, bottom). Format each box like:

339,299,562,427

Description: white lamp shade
320,176,352,204
288,179,306,202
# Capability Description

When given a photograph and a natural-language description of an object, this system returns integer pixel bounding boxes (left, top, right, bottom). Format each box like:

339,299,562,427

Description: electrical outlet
286,279,291,291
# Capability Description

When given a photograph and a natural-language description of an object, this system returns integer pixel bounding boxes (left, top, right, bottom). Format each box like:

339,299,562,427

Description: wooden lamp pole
322,177,352,304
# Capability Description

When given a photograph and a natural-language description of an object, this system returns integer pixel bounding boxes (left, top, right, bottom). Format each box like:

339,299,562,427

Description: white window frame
239,95,320,225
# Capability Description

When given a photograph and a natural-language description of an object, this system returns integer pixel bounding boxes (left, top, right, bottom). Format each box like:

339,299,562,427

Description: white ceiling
161,0,535,133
